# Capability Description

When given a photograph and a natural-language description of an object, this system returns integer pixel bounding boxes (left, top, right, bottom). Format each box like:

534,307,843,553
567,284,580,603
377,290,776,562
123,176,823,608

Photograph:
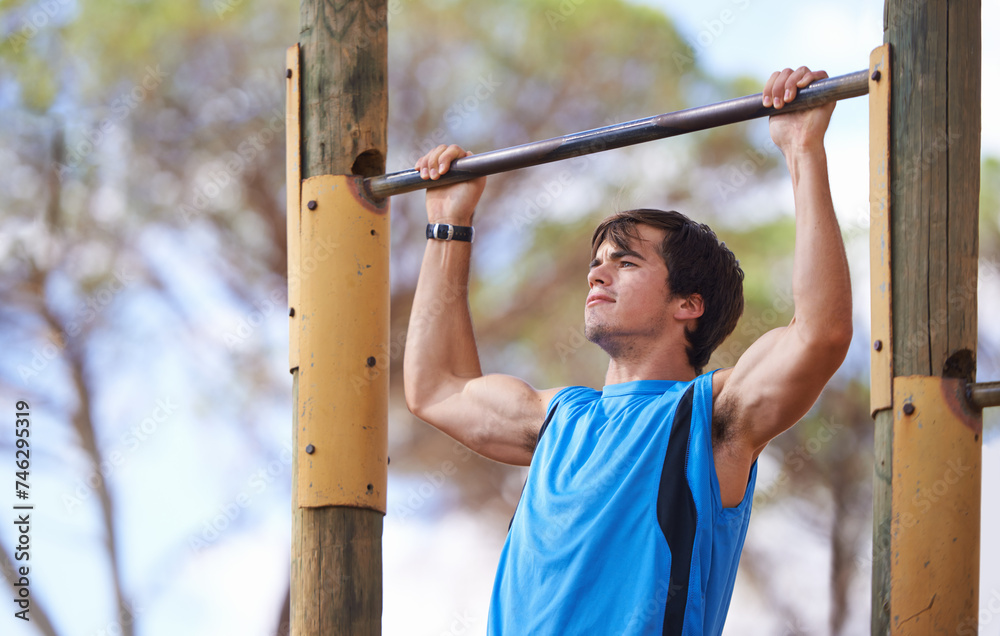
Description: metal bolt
871,69,881,82
902,403,915,416
873,339,883,352
366,483,374,492
366,356,376,367
289,307,295,317
286,68,293,79
305,444,315,454
307,200,317,210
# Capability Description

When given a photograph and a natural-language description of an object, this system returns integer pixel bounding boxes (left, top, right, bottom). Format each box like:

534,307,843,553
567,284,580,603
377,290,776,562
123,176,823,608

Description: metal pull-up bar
969,381,1000,410
364,69,871,200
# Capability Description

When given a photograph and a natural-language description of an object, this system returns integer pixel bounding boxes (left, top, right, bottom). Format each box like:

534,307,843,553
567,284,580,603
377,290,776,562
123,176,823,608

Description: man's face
585,224,676,357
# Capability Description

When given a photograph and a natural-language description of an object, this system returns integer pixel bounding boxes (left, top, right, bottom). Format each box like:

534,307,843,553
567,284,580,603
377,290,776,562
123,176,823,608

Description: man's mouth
586,293,615,307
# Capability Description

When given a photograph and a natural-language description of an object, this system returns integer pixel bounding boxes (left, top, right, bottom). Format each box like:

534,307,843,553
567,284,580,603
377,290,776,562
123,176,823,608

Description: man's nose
588,263,609,287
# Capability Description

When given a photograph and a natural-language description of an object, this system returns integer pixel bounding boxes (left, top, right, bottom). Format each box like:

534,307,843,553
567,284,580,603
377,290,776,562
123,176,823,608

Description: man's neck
603,349,698,386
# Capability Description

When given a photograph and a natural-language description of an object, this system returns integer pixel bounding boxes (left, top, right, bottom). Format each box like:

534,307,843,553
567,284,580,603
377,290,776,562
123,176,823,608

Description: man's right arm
403,144,561,466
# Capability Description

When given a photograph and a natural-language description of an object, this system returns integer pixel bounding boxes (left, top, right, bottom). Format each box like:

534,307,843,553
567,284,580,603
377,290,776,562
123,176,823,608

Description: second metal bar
366,69,870,199
969,381,1000,409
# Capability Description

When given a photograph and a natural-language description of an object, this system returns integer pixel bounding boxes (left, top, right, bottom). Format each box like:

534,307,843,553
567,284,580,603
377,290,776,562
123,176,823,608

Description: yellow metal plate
287,44,301,372
296,175,389,512
890,375,981,633
870,44,892,416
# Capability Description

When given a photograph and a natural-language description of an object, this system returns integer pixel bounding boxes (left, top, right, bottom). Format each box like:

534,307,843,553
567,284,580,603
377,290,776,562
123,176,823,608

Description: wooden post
290,1,389,634
872,1,982,633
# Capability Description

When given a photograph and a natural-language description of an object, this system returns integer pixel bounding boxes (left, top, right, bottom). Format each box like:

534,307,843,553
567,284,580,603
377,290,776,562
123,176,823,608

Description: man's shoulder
710,366,734,401
544,385,597,406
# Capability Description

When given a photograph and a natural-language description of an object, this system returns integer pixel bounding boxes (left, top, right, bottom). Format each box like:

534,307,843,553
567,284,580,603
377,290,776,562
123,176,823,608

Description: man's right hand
415,144,487,224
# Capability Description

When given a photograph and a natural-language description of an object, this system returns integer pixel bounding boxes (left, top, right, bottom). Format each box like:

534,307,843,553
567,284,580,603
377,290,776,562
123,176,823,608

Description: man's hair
590,208,744,374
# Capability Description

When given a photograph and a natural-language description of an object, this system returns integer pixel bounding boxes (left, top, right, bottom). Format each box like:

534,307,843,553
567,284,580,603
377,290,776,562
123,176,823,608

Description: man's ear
674,293,704,321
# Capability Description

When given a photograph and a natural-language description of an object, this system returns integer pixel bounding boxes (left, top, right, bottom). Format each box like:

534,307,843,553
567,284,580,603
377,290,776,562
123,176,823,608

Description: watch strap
426,223,474,242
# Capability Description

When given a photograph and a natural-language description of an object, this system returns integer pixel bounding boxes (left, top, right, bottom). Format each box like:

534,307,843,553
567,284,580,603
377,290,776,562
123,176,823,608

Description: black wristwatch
426,223,474,243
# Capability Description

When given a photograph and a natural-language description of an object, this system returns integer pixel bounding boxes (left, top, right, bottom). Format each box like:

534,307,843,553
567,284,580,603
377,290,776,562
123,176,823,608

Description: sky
2,1,998,635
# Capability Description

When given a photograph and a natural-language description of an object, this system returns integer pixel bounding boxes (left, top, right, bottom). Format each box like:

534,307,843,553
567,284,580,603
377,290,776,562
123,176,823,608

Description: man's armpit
712,395,735,445
523,401,559,454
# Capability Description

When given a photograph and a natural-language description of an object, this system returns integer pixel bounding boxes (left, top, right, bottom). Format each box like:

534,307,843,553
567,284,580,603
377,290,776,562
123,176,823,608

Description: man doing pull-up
403,66,852,635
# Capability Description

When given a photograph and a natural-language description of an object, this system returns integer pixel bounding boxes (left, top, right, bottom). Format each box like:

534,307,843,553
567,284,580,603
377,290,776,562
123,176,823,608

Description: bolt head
366,356,376,367
873,339,883,352
902,403,915,416
289,307,295,317
305,444,315,454
307,200,317,210
286,68,293,79
871,69,881,82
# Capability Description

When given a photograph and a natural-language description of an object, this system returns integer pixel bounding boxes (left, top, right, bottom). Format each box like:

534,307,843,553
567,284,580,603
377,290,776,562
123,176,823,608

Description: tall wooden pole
290,0,389,633
872,1,982,633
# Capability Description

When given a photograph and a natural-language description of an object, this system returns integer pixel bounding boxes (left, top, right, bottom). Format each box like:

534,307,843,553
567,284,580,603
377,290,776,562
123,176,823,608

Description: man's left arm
715,66,853,460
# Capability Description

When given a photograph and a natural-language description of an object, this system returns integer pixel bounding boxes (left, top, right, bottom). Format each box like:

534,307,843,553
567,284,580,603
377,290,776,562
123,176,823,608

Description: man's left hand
764,66,835,155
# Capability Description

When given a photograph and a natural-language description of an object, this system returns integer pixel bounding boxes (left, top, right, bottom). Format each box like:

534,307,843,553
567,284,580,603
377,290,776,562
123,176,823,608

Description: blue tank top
488,371,757,635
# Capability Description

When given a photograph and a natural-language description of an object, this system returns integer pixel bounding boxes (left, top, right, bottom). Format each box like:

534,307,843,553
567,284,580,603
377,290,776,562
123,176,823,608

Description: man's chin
584,323,615,351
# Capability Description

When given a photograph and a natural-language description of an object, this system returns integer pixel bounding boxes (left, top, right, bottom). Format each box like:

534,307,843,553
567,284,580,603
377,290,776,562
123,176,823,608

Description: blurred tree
5,0,994,634
1,1,298,633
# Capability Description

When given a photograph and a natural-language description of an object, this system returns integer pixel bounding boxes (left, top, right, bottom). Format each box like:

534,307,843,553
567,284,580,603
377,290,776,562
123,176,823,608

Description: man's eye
620,261,636,268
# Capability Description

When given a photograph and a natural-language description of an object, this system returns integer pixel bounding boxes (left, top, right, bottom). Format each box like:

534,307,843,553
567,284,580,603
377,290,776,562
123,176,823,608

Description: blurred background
1,0,998,634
